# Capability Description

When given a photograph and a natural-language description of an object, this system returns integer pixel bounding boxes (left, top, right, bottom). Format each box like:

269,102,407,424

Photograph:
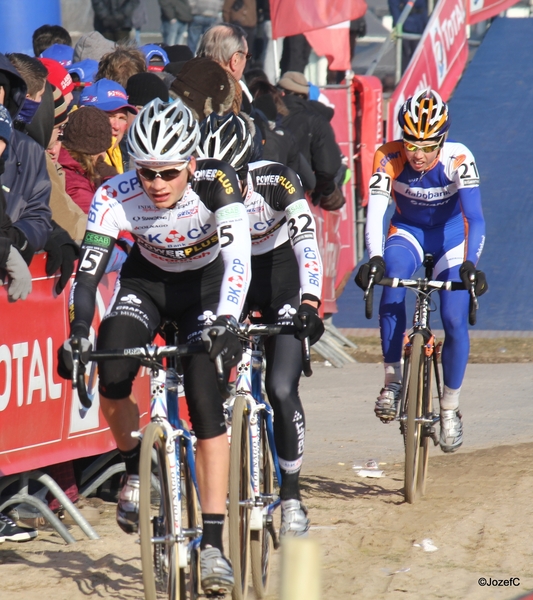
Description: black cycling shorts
97,250,227,439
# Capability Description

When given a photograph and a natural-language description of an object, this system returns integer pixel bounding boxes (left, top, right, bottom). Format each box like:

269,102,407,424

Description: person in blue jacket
388,0,428,73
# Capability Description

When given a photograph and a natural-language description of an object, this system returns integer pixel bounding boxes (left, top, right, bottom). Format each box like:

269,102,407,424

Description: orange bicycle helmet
398,89,450,140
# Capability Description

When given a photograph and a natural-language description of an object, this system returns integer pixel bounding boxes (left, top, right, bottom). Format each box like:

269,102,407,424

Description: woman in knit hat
58,106,118,213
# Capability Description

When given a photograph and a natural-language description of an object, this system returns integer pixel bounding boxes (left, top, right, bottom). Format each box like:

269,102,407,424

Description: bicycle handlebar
71,321,314,409
363,275,478,325
71,342,207,409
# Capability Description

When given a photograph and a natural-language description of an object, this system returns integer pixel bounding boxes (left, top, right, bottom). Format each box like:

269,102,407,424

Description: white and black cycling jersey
246,160,323,299
69,159,251,337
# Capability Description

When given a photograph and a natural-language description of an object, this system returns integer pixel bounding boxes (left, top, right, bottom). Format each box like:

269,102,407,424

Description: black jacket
281,94,341,199
91,0,141,31
0,54,52,256
158,0,193,22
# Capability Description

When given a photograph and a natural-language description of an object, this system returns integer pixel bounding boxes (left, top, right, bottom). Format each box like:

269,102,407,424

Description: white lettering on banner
441,2,466,52
0,345,11,411
27,340,46,404
47,338,62,400
0,339,63,411
13,342,28,407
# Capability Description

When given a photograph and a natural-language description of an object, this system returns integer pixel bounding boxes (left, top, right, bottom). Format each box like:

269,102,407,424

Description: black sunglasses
138,165,187,181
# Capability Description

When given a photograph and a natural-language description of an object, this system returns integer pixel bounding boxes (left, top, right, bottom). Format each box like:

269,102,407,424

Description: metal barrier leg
0,493,76,544
78,463,125,498
0,470,99,543
324,317,358,350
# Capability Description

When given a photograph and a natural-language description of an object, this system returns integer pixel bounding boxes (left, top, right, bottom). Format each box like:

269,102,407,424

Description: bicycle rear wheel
140,421,180,600
229,394,252,600
250,416,275,599
404,333,424,504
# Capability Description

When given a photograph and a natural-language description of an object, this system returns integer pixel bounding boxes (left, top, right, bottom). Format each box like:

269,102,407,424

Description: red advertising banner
0,255,151,477
386,0,469,141
352,75,384,208
469,0,521,24
271,0,367,39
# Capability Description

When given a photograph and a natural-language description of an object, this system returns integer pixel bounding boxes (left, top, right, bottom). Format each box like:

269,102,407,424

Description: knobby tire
416,354,432,498
250,416,275,598
180,420,200,600
229,394,252,600
140,421,180,600
404,333,424,504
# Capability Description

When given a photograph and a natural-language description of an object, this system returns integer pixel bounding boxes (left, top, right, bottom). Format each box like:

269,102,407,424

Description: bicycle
71,337,207,600
363,254,478,504
223,321,312,600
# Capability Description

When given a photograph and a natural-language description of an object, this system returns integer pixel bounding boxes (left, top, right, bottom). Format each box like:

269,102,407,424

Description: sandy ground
2,359,533,600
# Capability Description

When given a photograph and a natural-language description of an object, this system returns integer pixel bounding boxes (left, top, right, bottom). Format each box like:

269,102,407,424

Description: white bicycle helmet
398,89,450,140
128,97,200,166
197,113,253,174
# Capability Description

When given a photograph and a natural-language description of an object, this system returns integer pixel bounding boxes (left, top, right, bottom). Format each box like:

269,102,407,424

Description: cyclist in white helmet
355,89,487,453
59,98,252,596
199,112,324,536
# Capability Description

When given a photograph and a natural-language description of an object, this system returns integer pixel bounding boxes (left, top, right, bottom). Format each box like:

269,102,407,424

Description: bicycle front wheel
180,421,201,600
404,333,425,504
250,415,275,599
229,394,252,600
140,421,180,600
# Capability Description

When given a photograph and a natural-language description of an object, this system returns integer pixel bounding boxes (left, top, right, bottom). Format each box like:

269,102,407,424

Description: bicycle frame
142,364,201,567
230,338,281,533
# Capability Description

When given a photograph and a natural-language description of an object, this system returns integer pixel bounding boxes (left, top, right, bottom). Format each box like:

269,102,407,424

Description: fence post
280,537,321,600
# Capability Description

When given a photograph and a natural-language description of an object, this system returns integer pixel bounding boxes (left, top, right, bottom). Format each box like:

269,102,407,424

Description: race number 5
220,224,234,248
79,249,104,274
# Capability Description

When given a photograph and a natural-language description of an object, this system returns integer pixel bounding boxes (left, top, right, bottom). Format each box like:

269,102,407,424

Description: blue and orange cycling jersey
365,140,485,265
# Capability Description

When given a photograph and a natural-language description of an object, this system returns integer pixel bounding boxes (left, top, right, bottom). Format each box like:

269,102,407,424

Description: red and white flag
271,0,367,39
305,22,351,71
468,0,521,24
386,0,469,141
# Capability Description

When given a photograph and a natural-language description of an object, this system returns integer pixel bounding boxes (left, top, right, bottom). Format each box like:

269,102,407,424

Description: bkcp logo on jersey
101,184,118,201
165,230,186,244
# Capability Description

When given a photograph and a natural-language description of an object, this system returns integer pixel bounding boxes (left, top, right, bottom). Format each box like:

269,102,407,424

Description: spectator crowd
0,11,347,542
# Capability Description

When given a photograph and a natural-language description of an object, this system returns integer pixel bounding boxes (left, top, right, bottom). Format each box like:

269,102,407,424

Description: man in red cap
39,57,75,108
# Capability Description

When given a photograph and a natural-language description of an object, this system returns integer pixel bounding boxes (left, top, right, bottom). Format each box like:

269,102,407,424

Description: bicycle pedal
429,428,440,446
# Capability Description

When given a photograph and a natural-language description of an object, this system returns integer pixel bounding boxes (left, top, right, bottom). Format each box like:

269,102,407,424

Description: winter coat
158,0,193,23
58,147,98,214
281,94,341,199
91,0,141,32
223,0,257,28
189,0,222,17
0,54,52,254
46,155,88,243
388,0,428,34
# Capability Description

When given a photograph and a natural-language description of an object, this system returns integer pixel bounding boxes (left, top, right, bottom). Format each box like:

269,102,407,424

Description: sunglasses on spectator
236,50,252,60
138,163,189,181
403,140,442,153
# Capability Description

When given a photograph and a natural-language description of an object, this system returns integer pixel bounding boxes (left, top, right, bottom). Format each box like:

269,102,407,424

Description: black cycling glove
355,256,386,290
293,303,325,345
459,260,488,296
201,315,242,369
57,336,92,380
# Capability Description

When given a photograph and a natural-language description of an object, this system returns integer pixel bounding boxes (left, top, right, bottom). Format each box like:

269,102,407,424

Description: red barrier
351,76,384,208
0,254,151,477
312,78,383,312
